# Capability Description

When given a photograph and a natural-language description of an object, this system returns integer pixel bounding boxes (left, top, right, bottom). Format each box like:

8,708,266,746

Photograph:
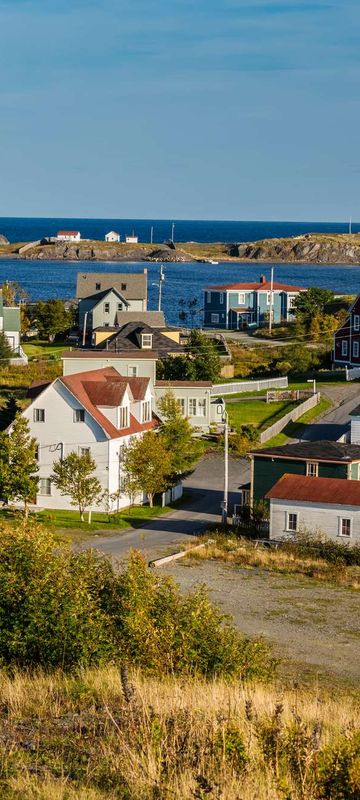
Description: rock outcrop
228,233,360,264
0,234,9,245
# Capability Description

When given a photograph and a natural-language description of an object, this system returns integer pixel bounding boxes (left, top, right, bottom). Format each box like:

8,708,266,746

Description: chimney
260,275,266,284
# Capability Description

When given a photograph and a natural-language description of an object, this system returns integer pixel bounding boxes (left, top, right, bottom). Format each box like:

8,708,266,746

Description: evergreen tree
122,432,172,507
51,451,102,522
34,299,73,342
186,329,221,382
0,414,38,517
0,332,13,361
293,288,334,320
158,391,202,483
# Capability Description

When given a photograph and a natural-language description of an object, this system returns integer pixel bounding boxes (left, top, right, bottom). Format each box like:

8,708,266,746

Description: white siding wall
154,386,211,430
351,416,360,444
269,497,360,544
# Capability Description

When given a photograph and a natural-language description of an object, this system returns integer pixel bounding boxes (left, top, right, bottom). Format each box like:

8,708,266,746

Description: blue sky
0,0,359,220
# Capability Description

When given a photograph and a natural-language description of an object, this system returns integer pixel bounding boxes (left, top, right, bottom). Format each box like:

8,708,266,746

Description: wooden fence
259,392,320,444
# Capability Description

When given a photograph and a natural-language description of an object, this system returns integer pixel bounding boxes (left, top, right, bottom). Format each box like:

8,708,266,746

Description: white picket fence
211,377,288,396
259,392,320,444
346,366,360,381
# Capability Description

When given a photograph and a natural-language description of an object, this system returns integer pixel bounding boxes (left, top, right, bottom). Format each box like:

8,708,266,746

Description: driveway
299,382,360,441
81,453,248,562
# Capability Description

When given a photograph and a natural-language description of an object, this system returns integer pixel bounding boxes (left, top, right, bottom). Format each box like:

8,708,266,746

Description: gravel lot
162,559,360,683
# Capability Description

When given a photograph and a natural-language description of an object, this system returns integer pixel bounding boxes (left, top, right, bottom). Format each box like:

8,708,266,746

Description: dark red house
333,295,360,366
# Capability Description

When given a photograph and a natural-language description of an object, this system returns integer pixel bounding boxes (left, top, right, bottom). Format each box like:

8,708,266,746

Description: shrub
0,522,274,679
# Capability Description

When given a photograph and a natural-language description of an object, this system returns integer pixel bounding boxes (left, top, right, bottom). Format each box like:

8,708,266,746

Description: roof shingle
266,473,360,506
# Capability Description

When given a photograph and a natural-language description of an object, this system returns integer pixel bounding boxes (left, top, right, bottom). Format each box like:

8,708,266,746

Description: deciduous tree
51,451,102,522
293,288,334,319
122,432,172,507
158,391,202,482
0,413,38,517
34,299,74,342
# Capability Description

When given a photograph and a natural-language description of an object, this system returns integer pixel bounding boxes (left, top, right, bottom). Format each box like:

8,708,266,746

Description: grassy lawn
226,398,298,432
22,339,69,359
0,502,180,544
258,396,333,448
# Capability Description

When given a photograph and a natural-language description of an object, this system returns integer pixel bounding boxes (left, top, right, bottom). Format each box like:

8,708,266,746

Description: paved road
81,453,248,563
299,383,360,441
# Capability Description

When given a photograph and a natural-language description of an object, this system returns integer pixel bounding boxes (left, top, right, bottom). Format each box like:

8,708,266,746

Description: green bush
0,522,275,679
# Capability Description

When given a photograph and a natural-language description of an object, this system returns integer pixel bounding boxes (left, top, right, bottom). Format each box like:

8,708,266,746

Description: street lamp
217,398,229,525
307,378,316,395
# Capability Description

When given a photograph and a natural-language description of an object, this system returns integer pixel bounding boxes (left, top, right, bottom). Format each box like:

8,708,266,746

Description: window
306,462,318,477
141,333,153,349
141,400,151,423
104,323,109,327
104,302,110,313
117,303,123,311
177,398,186,415
286,512,298,532
96,282,101,290
121,283,127,291
342,340,348,356
288,295,296,309
354,341,359,358
119,406,129,429
238,293,245,305
211,313,219,324
219,292,224,305
339,517,351,537
74,409,85,422
33,408,45,422
188,398,197,416
35,445,39,461
79,447,90,456
38,478,51,496
206,291,211,303
354,315,360,331
127,365,138,377
197,398,206,417
266,292,272,305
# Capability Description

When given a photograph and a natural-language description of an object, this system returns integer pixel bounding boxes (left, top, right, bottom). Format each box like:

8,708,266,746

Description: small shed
125,235,139,244
105,231,120,243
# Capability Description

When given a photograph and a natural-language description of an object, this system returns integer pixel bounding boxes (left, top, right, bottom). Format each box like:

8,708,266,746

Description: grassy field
226,398,298,432
0,666,359,799
22,339,69,359
0,502,177,542
260,396,332,448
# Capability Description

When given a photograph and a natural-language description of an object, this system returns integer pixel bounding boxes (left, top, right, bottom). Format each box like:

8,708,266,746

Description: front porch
229,308,256,330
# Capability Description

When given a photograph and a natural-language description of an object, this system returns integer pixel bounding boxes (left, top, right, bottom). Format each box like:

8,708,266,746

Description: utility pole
349,217,352,235
268,267,274,335
158,264,165,311
222,407,229,525
150,225,154,244
171,222,175,242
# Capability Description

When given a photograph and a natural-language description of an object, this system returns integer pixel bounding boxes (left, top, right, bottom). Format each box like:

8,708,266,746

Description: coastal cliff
1,233,360,264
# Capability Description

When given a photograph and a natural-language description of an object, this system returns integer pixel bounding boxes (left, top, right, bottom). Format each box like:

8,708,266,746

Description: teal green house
246,441,360,506
203,274,306,330
0,289,21,354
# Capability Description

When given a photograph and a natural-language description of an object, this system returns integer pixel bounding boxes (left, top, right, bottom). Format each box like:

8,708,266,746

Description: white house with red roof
22,367,158,511
203,274,306,330
57,230,81,242
266,473,360,544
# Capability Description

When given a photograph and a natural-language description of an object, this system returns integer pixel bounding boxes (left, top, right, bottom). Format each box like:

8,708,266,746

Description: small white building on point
57,230,81,242
125,235,138,244
105,231,120,243
22,367,158,511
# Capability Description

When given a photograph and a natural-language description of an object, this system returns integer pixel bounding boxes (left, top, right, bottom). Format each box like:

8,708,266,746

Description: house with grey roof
76,270,147,306
94,321,185,358
78,288,132,335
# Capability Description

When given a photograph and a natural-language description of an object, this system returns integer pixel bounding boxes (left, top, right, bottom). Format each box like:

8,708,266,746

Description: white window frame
288,295,296,309
353,341,359,358
338,517,352,537
38,478,51,496
266,292,271,305
95,282,101,291
211,313,219,324
74,409,85,422
197,398,207,417
354,315,360,331
104,302,110,313
33,408,45,422
188,398,197,416
306,462,318,477
79,447,90,457
238,293,245,305
177,398,186,415
117,303,123,311
286,511,298,532
141,400,151,423
141,333,153,349
206,291,211,304
127,365,138,377
342,340,348,356
119,406,129,429
219,292,224,305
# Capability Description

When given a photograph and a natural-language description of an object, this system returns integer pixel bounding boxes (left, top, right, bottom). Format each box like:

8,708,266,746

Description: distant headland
1,232,360,264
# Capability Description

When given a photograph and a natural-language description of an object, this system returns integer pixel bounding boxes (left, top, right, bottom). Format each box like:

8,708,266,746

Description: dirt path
162,559,360,682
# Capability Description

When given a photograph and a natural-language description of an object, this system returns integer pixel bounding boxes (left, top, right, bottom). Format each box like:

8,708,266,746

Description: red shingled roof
62,350,158,360
59,367,156,439
206,281,306,292
57,230,80,235
156,380,212,387
266,473,360,507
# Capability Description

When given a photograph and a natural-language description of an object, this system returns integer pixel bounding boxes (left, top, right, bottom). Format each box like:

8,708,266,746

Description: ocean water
0,216,358,245
1,258,360,327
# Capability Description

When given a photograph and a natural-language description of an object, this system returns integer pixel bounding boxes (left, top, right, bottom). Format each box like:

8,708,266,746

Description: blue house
203,274,306,330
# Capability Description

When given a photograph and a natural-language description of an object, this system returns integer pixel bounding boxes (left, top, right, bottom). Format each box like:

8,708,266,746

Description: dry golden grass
0,667,359,799
192,536,360,589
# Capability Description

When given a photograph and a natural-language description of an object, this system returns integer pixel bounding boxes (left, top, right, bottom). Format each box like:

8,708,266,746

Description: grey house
203,275,306,330
78,288,133,334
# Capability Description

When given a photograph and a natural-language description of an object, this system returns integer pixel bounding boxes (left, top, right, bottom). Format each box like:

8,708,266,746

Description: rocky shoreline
1,233,360,264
